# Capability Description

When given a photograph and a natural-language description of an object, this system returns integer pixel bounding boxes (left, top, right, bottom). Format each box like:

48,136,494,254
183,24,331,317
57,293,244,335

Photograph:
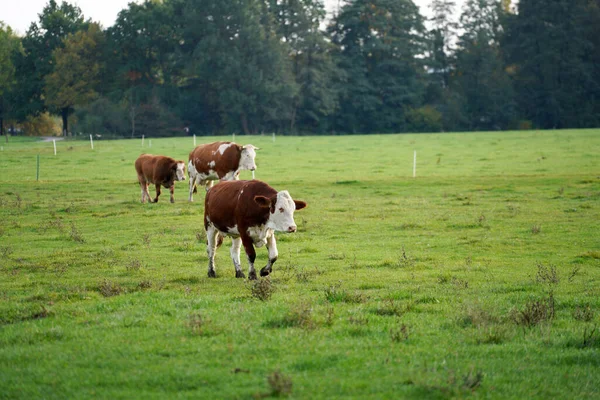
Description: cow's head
255,190,307,233
240,144,259,171
172,161,186,181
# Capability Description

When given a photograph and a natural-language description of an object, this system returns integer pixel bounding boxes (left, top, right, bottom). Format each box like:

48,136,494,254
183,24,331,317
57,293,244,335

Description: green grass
0,129,599,399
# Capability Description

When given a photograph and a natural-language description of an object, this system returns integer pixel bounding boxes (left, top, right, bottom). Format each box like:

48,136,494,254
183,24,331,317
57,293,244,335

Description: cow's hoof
235,271,246,279
207,270,216,278
260,267,271,277
248,271,257,280
170,199,175,204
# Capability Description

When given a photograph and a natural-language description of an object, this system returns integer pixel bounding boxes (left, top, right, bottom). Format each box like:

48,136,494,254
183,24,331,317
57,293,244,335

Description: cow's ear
294,200,307,210
171,162,178,171
254,195,271,208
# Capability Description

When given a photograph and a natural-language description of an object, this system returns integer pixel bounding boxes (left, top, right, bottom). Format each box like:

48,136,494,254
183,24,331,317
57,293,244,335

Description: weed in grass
324,306,335,327
535,263,559,285
478,214,486,226
348,314,369,326
142,234,151,248
267,370,293,397
250,277,275,301
374,299,407,317
390,323,410,343
582,325,599,348
266,303,314,330
572,304,594,322
15,193,22,208
458,304,498,328
99,280,124,297
127,259,144,272
578,250,600,260
461,368,484,391
1,246,14,258
475,326,509,345
324,283,367,304
137,280,152,290
568,266,581,282
69,222,85,243
187,312,210,336
558,187,564,195
511,292,555,328
531,224,541,234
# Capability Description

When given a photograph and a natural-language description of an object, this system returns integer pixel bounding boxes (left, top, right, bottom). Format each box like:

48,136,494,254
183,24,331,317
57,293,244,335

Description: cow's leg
261,233,278,277
154,184,161,203
169,185,175,203
141,182,152,203
241,234,257,280
188,162,196,201
206,225,219,278
230,237,244,278
139,179,146,203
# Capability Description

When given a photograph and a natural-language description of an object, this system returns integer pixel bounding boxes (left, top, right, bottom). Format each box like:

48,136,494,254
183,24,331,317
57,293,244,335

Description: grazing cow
135,154,186,203
188,141,259,201
204,180,307,279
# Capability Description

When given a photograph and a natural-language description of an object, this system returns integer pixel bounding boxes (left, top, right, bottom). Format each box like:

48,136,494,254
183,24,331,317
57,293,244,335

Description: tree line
0,0,599,138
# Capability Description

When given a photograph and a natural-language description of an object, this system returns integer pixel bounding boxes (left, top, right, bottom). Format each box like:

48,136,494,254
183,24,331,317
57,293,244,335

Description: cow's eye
279,208,284,213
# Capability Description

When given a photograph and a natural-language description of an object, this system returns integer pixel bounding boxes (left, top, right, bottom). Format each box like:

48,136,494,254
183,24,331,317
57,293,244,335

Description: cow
187,141,259,202
134,154,186,203
204,180,307,279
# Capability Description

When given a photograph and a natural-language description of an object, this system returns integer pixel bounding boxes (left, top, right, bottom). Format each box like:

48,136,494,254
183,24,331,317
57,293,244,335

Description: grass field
0,130,599,399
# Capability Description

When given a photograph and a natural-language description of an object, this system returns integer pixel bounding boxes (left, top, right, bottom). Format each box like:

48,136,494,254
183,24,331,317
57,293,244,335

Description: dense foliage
1,0,599,137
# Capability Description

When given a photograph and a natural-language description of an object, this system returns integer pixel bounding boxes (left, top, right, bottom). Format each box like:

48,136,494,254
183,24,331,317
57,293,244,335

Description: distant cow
188,141,259,201
204,180,307,279
135,154,186,203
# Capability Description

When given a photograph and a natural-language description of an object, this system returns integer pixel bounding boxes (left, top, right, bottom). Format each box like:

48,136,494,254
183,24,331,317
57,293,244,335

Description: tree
0,23,21,141
429,0,458,88
179,0,297,135
44,23,105,136
329,0,428,133
267,0,339,132
451,0,515,130
106,0,192,137
503,0,600,128
11,0,88,129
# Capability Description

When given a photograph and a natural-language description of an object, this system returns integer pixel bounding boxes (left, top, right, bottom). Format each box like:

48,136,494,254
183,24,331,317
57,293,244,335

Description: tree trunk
61,108,69,137
240,113,250,135
130,105,136,138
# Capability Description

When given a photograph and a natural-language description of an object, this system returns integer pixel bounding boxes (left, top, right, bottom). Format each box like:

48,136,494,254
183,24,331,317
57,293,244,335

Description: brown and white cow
135,154,186,203
188,141,259,201
204,180,307,279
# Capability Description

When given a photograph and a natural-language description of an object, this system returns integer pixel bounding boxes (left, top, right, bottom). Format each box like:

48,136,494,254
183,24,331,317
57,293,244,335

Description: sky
0,0,465,36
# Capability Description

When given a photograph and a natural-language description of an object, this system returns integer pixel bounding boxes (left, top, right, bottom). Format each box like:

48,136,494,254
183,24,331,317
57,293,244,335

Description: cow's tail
216,233,224,248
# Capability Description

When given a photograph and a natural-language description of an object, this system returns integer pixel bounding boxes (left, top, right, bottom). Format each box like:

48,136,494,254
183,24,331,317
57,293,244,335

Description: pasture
0,130,599,399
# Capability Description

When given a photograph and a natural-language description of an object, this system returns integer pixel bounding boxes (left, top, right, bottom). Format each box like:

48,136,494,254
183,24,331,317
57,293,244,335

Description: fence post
413,150,416,178
36,154,40,181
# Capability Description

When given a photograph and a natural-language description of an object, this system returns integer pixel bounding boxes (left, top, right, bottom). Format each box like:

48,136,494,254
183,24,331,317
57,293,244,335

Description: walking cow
204,180,307,279
188,141,259,201
135,154,186,203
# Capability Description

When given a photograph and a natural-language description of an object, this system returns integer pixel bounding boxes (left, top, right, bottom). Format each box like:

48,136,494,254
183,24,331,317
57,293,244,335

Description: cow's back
190,142,242,178
204,180,277,231
135,154,175,184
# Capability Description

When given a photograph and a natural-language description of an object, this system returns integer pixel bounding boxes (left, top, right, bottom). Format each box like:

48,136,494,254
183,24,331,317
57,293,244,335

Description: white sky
0,0,465,36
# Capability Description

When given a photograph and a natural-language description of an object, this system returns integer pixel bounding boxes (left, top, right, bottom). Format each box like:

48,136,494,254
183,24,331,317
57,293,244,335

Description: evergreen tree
451,0,515,130
329,0,428,133
503,0,599,128
268,0,339,132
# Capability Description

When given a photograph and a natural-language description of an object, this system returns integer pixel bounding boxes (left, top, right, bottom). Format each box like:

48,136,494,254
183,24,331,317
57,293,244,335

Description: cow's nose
288,225,297,233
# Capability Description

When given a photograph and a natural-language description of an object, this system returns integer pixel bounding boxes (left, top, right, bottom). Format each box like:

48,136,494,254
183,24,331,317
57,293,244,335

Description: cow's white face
265,191,302,233
240,145,258,171
174,162,186,181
